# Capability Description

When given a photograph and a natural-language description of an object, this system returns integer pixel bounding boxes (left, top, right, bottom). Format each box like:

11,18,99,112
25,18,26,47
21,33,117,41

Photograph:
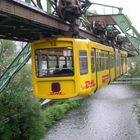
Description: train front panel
31,38,78,99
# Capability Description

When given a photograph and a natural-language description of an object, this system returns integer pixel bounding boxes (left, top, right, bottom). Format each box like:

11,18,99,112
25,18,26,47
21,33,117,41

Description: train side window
91,49,95,73
112,54,113,68
121,55,123,66
79,50,88,75
101,52,105,71
96,52,100,72
106,53,109,70
109,54,113,68
118,54,120,66
112,54,114,68
102,53,105,71
104,53,107,70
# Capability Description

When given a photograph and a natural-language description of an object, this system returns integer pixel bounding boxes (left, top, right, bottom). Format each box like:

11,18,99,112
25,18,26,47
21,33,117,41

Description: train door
90,48,97,93
96,50,102,89
121,54,123,75
78,46,91,96
101,51,110,86
118,53,121,76
109,52,115,81
114,50,117,79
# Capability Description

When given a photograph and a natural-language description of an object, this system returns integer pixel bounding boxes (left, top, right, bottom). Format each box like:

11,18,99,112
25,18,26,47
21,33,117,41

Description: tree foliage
0,92,45,140
0,40,45,140
128,55,140,125
0,40,16,76
128,55,140,77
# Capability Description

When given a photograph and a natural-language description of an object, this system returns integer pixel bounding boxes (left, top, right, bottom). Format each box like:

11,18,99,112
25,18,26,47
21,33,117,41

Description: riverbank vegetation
0,65,46,140
128,55,140,125
43,100,80,131
0,87,80,140
0,40,81,139
128,55,140,90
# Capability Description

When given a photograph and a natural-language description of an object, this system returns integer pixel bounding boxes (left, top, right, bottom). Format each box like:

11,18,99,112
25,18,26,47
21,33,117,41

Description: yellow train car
31,38,127,100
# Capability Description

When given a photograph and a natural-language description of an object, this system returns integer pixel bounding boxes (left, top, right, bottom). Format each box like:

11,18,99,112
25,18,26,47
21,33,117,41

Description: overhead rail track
112,14,140,54
88,14,140,56
0,0,96,42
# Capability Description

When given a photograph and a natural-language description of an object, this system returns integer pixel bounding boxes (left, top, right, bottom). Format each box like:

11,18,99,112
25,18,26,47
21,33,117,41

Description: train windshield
35,47,74,77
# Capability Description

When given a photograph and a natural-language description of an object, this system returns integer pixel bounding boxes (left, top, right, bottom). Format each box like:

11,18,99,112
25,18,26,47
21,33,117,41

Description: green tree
0,40,16,76
0,40,45,140
128,55,140,77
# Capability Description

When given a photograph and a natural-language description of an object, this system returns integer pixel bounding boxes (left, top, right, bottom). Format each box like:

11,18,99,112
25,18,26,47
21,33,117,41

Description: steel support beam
0,43,31,92
0,0,96,42
0,0,69,31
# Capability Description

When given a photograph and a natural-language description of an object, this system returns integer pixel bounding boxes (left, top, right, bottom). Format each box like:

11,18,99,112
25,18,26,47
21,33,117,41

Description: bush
0,92,45,140
43,100,80,131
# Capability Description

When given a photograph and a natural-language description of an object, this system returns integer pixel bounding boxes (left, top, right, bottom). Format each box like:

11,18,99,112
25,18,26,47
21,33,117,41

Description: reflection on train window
79,50,88,75
35,47,74,77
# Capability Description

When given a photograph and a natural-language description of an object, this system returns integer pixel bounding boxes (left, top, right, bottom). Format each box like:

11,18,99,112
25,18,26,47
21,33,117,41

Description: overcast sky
90,0,140,33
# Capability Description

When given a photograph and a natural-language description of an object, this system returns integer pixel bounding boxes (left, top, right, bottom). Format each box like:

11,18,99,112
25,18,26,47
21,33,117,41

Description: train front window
35,47,74,77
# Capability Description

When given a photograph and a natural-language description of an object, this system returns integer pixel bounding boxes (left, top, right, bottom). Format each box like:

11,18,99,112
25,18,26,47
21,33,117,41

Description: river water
44,84,140,140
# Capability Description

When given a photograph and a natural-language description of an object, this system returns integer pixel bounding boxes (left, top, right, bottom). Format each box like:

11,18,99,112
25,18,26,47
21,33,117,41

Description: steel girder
0,43,31,92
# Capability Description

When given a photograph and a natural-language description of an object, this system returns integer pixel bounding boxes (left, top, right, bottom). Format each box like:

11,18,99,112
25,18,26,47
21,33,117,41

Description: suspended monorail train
31,38,127,99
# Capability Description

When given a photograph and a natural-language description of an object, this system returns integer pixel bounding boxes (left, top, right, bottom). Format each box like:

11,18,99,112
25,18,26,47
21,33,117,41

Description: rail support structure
112,14,140,54
0,43,31,93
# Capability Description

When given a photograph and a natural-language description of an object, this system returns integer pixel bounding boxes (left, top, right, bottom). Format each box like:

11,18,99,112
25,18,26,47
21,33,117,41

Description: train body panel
33,78,76,99
76,40,96,96
101,70,110,86
31,38,128,100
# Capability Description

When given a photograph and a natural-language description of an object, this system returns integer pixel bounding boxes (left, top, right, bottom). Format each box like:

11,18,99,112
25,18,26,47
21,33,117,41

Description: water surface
44,84,140,140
